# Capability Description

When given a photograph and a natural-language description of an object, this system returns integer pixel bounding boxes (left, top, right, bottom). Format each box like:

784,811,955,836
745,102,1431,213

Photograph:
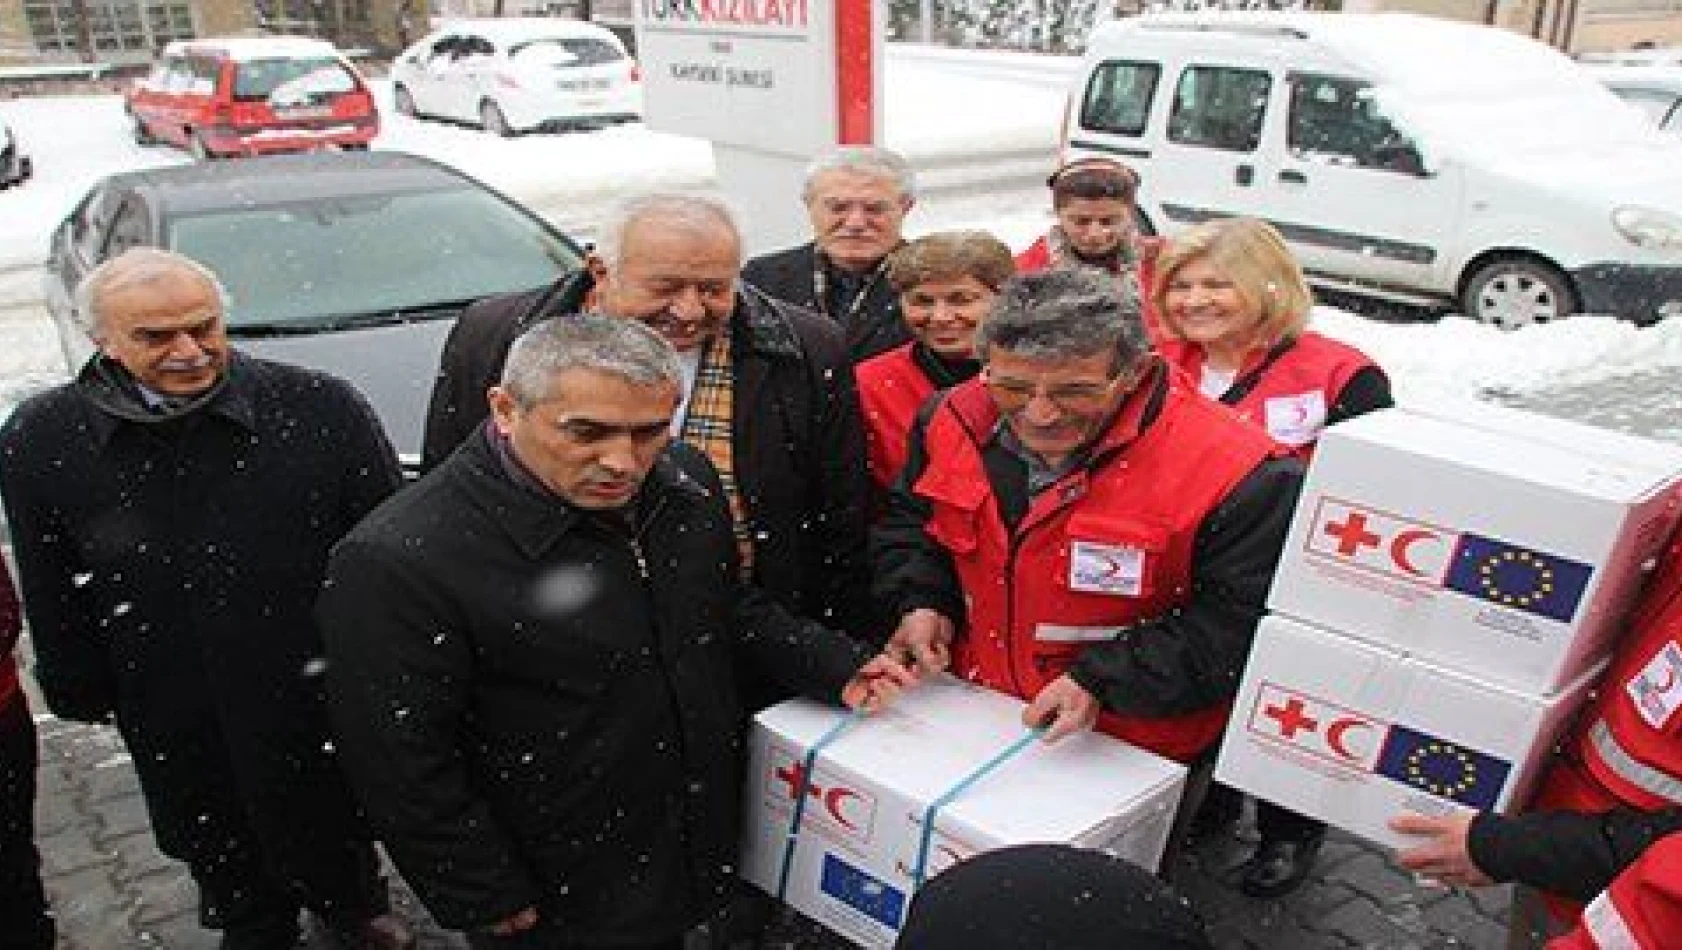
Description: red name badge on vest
1263,391,1327,447
1627,641,1682,730
1069,540,1146,596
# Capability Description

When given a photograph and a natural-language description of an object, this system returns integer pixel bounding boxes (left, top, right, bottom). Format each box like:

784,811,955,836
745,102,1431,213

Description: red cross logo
1324,512,1381,557
775,762,823,802
772,760,866,832
1264,697,1320,740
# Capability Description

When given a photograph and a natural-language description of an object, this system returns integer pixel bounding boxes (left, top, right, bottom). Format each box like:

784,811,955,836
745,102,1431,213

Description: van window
1287,74,1419,172
1168,66,1270,153
1079,60,1159,136
233,56,356,102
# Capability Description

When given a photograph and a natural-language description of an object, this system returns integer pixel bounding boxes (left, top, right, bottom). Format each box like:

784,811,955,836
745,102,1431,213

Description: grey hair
976,269,1148,372
500,312,683,408
801,146,917,203
74,247,230,335
593,192,742,273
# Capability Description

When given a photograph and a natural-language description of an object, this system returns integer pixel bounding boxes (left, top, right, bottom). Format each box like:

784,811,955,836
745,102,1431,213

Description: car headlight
1612,205,1682,251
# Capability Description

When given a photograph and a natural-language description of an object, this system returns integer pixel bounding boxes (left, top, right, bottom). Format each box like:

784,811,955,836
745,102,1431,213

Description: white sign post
634,0,884,255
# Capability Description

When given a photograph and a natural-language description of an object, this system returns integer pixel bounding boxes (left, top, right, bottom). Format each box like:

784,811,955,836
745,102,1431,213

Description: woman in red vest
1154,216,1393,900
1,555,54,949
855,230,1014,491
1015,157,1165,342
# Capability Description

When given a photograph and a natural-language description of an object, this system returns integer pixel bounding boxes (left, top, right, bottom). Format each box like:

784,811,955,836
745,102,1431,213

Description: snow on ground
1,43,1678,424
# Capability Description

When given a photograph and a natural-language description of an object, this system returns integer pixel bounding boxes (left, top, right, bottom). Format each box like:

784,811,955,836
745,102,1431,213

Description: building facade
0,0,416,64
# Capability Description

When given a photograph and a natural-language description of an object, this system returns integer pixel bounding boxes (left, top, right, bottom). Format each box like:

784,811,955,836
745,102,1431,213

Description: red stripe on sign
836,0,874,144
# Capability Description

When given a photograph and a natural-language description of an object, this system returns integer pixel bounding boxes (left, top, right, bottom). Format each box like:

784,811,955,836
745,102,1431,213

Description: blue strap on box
775,705,866,904
910,726,1046,889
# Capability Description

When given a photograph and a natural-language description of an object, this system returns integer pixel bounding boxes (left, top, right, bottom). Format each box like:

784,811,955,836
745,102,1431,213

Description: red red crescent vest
912,372,1276,762
856,344,937,491
1158,332,1377,461
1549,833,1682,950
1530,531,1682,919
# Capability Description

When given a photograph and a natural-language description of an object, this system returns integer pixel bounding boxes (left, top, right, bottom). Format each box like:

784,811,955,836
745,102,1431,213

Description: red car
126,36,379,159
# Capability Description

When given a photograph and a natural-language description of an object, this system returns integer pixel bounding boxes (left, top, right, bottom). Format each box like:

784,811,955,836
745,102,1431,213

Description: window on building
25,0,196,60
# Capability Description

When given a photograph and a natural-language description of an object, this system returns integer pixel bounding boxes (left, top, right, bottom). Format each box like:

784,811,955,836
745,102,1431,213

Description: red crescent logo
1325,716,1371,761
1390,529,1438,577
824,787,860,831
1654,665,1678,694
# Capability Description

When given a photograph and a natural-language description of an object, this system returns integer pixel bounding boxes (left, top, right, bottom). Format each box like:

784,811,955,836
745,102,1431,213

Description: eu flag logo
1373,724,1511,809
820,852,905,929
1441,532,1592,623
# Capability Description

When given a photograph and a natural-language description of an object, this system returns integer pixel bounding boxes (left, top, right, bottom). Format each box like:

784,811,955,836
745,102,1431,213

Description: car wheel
188,132,216,162
393,84,419,118
1460,256,1578,331
480,100,514,138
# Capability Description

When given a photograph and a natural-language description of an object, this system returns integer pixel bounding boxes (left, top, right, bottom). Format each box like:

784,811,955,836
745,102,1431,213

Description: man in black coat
319,314,910,948
421,193,876,644
740,146,917,363
0,249,410,949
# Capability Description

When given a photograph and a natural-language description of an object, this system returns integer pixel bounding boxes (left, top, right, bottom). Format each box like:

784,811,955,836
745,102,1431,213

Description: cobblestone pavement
29,658,1511,950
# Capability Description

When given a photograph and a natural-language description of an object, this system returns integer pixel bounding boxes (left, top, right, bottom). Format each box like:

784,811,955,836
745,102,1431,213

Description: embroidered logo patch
1069,540,1145,596
1263,390,1327,447
1626,641,1682,730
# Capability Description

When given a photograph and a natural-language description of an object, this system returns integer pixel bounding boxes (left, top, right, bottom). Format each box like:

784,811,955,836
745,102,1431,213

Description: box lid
1325,404,1682,503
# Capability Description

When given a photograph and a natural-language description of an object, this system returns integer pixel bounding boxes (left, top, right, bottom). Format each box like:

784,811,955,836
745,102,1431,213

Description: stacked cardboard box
1216,400,1682,847
739,675,1186,948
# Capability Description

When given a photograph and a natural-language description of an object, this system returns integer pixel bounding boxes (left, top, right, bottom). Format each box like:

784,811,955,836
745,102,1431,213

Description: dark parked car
44,150,584,470
1,119,31,188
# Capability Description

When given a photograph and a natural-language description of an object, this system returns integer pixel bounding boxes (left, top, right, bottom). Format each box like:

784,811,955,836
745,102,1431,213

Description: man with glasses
873,269,1303,837
741,146,917,363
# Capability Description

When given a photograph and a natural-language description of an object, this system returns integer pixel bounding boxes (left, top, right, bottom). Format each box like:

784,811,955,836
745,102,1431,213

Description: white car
390,18,641,136
1587,64,1682,139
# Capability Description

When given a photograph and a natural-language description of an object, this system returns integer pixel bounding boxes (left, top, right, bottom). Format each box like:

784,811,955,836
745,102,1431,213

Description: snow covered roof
432,17,622,44
161,36,346,62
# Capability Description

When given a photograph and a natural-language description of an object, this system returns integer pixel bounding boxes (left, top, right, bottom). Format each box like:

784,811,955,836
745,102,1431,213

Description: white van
1061,12,1682,328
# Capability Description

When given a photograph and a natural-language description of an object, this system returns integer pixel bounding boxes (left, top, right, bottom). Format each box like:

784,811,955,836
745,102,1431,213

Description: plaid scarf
681,329,753,578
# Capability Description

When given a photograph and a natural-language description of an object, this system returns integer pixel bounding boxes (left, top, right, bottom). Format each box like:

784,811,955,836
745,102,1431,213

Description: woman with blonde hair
856,230,1015,490
1156,216,1392,898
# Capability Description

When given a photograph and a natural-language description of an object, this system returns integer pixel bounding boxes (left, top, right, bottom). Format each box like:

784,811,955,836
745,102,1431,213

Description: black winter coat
741,241,911,363
318,433,872,942
0,354,399,864
419,276,877,642
1470,805,1682,903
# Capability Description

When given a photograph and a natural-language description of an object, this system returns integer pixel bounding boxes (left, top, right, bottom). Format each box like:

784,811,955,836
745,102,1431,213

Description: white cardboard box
739,675,1186,949
1214,614,1603,850
1268,402,1682,692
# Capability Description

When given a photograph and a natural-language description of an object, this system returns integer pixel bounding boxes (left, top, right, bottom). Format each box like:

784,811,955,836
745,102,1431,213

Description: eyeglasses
983,370,1123,412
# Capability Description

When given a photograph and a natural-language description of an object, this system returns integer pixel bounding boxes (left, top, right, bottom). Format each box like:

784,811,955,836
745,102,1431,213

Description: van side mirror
1372,142,1428,177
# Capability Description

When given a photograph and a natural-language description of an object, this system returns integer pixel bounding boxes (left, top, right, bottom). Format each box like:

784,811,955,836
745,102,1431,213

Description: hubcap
1477,272,1556,330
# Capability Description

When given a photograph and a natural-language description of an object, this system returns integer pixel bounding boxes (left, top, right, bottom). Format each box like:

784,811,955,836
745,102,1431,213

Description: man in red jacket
872,268,1302,838
1392,530,1682,946
1,555,54,949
